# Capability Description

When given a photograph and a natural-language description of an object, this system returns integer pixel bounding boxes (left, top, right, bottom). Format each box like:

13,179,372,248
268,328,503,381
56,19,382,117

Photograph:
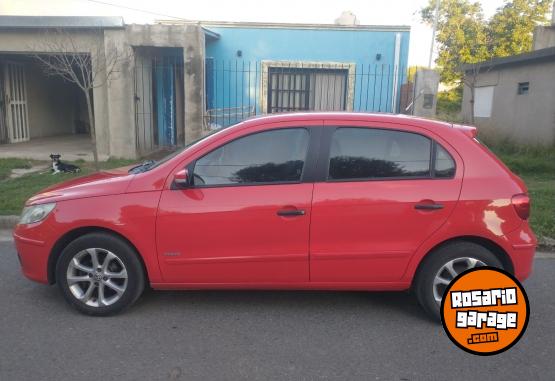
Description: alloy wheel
66,248,128,307
432,257,486,304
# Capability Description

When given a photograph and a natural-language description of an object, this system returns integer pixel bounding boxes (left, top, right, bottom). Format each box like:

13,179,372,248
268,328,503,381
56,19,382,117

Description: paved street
1,239,554,381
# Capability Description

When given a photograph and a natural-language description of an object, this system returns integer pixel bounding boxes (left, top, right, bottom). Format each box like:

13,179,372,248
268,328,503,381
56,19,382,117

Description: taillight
511,194,530,220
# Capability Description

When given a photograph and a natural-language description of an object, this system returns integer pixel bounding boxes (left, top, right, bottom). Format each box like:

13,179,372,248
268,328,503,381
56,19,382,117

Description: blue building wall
204,25,410,125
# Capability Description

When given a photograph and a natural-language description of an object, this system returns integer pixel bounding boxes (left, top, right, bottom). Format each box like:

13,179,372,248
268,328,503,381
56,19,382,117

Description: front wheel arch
48,226,149,285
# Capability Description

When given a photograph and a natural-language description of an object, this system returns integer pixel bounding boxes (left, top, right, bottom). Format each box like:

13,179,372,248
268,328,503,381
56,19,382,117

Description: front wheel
414,241,503,321
56,233,145,316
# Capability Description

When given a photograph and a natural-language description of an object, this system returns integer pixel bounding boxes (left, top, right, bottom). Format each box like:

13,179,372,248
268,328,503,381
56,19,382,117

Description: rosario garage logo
441,267,529,355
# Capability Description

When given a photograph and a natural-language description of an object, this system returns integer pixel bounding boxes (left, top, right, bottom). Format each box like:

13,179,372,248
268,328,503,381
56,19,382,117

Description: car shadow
135,288,435,324
23,280,434,324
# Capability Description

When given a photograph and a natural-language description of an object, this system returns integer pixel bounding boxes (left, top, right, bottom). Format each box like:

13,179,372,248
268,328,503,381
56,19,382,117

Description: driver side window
193,128,310,186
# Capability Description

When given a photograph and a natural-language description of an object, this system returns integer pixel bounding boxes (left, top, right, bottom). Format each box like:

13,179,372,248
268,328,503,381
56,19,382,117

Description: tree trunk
84,91,100,171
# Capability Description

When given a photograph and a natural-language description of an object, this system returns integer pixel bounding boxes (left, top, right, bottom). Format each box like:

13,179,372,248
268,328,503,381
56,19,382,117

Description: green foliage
0,158,34,180
479,133,555,175
477,137,555,241
0,158,136,215
421,0,490,83
437,86,463,115
489,0,552,57
485,141,555,242
422,0,553,84
407,66,419,83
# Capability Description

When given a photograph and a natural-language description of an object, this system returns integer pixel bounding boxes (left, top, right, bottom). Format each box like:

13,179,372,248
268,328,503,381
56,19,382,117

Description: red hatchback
13,113,536,318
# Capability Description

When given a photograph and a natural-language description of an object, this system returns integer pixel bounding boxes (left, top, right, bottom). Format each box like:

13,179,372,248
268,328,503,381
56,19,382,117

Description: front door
156,127,317,283
310,122,462,283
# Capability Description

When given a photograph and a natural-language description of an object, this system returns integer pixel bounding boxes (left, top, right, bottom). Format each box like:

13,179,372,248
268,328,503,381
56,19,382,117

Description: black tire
56,232,145,316
414,241,503,321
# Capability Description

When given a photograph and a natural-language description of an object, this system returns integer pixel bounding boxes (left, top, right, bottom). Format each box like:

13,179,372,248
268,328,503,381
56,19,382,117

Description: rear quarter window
434,144,456,178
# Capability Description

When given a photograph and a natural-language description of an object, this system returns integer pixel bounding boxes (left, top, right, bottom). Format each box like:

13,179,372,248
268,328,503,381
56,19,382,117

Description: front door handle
414,203,444,210
277,209,306,217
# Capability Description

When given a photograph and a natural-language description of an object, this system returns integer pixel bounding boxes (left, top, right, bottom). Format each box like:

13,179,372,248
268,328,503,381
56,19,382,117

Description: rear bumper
505,223,537,282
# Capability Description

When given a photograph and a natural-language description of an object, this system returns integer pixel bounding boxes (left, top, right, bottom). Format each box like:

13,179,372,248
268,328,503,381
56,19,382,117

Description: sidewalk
0,229,13,242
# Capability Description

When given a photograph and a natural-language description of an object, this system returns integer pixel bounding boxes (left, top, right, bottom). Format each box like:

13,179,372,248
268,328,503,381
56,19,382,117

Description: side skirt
150,281,411,291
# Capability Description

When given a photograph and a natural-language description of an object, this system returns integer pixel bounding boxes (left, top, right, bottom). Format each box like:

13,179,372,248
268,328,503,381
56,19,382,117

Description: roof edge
463,46,555,72
0,15,125,29
158,19,410,32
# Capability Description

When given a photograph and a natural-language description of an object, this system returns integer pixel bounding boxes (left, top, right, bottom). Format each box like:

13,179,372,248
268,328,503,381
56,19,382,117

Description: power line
82,0,190,21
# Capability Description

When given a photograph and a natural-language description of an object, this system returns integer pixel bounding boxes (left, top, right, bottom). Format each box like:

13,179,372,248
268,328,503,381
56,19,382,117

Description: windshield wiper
128,160,155,174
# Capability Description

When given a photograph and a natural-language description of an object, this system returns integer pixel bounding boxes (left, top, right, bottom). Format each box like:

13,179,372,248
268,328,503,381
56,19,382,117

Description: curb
536,251,555,259
0,215,19,229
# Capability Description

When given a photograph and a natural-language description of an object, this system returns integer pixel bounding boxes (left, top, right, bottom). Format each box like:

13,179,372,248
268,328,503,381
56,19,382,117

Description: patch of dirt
9,164,50,179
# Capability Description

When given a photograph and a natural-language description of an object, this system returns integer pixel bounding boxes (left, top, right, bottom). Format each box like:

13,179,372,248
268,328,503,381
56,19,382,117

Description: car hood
27,167,135,205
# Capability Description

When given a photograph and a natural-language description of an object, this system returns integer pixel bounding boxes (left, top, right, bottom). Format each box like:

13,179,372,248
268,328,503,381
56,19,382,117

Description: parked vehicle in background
13,113,536,319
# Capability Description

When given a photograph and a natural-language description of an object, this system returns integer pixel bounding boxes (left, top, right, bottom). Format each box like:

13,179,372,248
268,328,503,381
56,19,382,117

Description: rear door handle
277,209,306,217
414,203,444,210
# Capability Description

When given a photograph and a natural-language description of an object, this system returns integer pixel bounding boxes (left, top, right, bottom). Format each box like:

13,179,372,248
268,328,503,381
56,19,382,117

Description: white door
134,54,155,154
3,62,30,143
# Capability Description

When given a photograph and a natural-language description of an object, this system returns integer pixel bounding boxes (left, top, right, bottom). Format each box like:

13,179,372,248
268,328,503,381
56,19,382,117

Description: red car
13,113,536,318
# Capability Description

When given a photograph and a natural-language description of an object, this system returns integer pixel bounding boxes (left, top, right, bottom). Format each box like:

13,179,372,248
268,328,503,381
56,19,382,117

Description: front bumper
13,220,56,284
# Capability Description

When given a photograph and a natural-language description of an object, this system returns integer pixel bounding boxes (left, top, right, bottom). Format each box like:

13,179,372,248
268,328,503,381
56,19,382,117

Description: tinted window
194,128,309,186
434,144,456,178
328,128,431,180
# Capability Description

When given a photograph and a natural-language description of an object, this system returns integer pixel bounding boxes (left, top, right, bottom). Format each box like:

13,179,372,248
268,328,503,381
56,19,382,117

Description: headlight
19,203,56,225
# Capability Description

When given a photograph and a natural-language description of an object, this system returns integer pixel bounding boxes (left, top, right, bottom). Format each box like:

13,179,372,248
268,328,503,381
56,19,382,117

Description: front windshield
128,128,222,174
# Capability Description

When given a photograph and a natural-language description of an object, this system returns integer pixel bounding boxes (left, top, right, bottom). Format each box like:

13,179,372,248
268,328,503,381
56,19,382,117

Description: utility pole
428,0,440,68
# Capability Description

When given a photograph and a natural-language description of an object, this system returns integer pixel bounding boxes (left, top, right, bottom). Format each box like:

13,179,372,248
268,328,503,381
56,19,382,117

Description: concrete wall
116,24,206,148
462,61,555,145
0,24,206,159
532,5,555,50
412,69,439,118
533,26,555,50
0,29,111,158
205,25,410,114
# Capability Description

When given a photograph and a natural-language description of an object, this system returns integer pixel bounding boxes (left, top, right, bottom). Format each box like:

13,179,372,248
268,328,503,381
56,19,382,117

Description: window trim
267,67,349,113
319,126,456,183
260,60,356,113
517,82,530,95
188,127,318,189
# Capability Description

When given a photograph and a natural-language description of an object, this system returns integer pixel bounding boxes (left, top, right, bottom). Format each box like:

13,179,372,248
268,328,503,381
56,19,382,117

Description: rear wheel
56,233,145,316
414,241,503,321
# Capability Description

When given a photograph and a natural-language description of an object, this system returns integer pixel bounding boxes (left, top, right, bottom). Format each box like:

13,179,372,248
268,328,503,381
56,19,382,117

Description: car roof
242,112,453,130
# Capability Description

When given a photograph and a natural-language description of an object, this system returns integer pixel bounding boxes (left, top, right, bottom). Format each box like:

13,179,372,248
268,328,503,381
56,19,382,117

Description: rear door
310,120,463,283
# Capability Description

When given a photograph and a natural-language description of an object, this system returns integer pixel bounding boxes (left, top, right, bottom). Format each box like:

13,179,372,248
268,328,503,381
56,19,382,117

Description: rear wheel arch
411,235,514,287
48,226,149,285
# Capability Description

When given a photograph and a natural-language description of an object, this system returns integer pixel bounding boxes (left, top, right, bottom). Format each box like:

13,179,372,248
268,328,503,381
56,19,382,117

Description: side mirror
173,168,189,188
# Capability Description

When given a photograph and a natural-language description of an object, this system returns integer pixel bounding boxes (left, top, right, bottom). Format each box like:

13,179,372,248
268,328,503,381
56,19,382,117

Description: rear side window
193,128,309,186
434,144,456,178
328,128,432,180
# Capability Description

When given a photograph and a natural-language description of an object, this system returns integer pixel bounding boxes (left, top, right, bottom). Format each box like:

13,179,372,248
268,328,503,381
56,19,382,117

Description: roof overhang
202,27,220,41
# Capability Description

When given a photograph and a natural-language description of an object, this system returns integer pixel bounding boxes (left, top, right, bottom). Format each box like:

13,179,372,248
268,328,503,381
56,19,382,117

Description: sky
0,0,507,66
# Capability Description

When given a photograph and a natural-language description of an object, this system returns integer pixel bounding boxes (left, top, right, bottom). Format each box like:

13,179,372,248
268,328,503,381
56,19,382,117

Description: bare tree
30,29,129,170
